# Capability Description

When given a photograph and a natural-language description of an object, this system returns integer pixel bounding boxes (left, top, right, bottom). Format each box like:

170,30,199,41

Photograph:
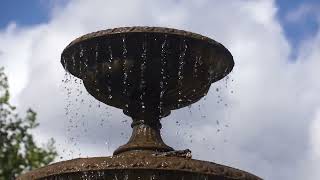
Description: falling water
122,36,129,109
123,173,129,180
224,75,229,89
94,44,100,92
80,171,88,180
159,35,168,116
95,44,99,64
62,56,68,73
150,175,156,180
140,36,148,111
72,50,77,72
114,174,119,180
177,39,187,106
192,55,202,93
106,45,113,99
83,47,89,80
61,71,82,159
193,55,202,79
61,53,115,160
207,65,215,86
79,45,85,78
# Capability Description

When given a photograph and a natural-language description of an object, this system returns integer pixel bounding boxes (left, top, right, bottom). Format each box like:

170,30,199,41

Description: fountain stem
113,118,174,155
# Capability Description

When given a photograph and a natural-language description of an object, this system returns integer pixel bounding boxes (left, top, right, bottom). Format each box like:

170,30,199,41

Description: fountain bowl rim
64,26,223,50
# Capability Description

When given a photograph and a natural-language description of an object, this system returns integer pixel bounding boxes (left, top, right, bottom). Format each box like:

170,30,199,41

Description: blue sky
0,0,68,28
277,0,319,56
0,0,49,28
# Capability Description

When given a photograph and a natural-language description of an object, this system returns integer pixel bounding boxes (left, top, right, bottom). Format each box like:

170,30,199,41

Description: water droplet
159,35,168,115
139,36,148,111
193,55,201,78
177,39,187,106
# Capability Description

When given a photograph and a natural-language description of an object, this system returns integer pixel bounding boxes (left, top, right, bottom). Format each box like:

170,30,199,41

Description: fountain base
17,151,261,180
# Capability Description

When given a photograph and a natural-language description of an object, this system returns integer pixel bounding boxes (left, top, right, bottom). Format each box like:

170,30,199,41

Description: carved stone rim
65,26,221,49
18,153,261,180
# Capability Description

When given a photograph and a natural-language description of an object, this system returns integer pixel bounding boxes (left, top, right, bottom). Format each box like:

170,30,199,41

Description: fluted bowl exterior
61,27,234,118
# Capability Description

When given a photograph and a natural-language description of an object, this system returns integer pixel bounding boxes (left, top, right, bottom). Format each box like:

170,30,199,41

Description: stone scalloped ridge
18,153,261,180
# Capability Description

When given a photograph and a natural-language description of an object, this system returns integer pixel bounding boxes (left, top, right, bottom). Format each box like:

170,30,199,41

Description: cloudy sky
1,0,320,179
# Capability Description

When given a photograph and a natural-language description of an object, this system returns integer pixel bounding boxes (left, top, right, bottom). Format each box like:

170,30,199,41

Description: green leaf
0,67,58,179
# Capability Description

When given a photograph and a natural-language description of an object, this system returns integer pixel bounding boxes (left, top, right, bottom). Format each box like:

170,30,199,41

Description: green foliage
0,67,58,180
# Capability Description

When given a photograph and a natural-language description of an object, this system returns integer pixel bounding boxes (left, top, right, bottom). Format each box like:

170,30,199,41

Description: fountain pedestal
114,118,174,155
18,27,261,180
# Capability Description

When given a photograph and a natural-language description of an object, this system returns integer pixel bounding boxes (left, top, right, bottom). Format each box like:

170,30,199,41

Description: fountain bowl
61,27,234,118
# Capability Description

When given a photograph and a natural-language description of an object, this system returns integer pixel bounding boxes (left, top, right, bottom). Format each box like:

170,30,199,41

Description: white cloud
1,0,320,179
311,109,320,158
0,22,43,103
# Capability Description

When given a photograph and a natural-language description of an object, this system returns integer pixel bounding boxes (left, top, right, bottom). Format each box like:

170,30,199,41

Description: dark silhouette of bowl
61,27,233,119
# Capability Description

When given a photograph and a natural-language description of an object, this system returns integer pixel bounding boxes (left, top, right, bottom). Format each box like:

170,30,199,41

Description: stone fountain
18,27,261,180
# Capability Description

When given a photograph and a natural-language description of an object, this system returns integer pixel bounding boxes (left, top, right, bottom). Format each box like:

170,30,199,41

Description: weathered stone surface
18,151,261,180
